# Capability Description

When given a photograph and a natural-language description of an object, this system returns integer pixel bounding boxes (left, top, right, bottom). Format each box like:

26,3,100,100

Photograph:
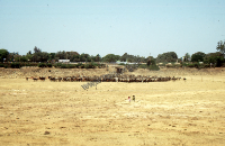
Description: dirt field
0,67,225,146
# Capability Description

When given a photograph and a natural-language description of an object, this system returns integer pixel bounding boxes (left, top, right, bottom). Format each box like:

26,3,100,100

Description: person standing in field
128,96,131,102
132,95,135,102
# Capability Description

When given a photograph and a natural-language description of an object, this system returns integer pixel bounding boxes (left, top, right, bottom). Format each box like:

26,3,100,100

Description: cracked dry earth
0,75,225,146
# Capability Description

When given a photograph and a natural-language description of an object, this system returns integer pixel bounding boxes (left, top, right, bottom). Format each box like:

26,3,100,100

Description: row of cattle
28,74,185,82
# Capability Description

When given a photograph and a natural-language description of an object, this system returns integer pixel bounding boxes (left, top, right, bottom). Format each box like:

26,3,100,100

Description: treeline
0,62,106,69
0,40,224,67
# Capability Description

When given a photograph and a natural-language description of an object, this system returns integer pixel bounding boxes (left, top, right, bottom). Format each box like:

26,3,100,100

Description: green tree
0,49,9,62
80,53,90,62
184,53,190,62
204,52,224,66
96,54,100,62
216,40,225,56
146,56,155,65
27,50,32,55
20,56,28,62
102,54,118,62
71,54,80,62
191,52,205,62
120,53,128,62
34,46,41,53
156,52,178,63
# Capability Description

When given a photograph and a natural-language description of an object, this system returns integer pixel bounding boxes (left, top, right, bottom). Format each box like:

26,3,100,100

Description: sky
0,0,225,58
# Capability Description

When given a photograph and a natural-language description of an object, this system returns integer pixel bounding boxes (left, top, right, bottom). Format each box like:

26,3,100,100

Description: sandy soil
0,67,225,146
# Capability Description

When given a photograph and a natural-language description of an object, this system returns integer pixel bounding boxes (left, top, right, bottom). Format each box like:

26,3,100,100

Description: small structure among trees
58,59,70,63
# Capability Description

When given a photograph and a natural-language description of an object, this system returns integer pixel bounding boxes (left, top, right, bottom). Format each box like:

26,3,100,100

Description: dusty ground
0,67,225,146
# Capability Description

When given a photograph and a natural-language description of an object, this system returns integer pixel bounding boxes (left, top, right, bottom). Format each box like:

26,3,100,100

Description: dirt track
0,68,225,146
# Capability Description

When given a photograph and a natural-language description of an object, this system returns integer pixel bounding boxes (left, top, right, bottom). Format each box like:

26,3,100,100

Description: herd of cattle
27,74,186,82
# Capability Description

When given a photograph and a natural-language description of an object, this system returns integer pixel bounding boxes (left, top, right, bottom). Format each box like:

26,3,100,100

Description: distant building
58,59,70,63
116,60,138,64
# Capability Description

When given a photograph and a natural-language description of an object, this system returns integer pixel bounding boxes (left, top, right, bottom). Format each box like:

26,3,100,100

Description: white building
58,59,70,63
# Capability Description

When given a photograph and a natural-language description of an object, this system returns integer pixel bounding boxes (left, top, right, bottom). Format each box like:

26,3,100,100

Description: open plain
0,67,225,146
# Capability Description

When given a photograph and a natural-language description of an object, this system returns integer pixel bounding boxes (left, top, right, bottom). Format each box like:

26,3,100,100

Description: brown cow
127,74,136,82
49,76,56,82
135,75,143,82
32,77,38,81
81,76,89,82
100,74,107,82
63,76,71,82
118,74,127,82
39,77,46,81
89,75,99,82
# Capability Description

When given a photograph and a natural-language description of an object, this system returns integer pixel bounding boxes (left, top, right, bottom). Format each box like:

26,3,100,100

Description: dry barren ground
0,68,225,146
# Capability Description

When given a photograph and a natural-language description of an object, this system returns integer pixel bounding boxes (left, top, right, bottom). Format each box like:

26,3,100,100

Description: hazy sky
0,0,225,57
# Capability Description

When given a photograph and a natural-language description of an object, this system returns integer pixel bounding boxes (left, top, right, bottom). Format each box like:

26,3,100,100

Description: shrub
46,63,52,67
38,63,46,67
25,64,32,66
0,64,4,67
68,64,76,68
138,64,147,69
61,64,67,68
54,63,62,68
187,63,199,68
80,64,84,68
148,64,160,71
11,63,20,68
84,64,90,68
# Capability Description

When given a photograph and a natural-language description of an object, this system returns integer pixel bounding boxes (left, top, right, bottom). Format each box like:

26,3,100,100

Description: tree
27,50,32,55
184,53,190,62
191,52,205,62
0,49,9,62
80,53,90,62
19,56,28,62
216,40,225,56
146,56,155,65
120,53,128,62
71,54,80,62
156,52,178,63
102,54,118,62
96,54,100,62
34,46,41,53
48,53,55,60
204,52,224,66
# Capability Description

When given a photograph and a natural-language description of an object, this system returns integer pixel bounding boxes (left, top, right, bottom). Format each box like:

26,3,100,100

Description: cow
135,75,143,82
145,76,153,82
100,74,106,82
49,76,56,82
108,74,117,82
142,75,149,83
172,76,180,81
63,76,71,82
32,77,38,82
39,77,46,81
89,75,99,82
118,74,127,82
81,76,89,82
71,76,75,82
127,74,136,82
151,76,158,82
55,76,62,82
